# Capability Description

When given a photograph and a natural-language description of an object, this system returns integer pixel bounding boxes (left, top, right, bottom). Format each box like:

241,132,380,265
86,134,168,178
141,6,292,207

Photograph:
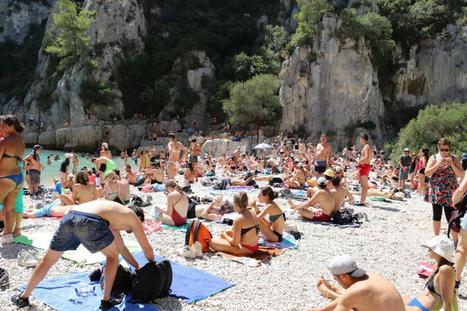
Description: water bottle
75,281,95,297
152,206,160,218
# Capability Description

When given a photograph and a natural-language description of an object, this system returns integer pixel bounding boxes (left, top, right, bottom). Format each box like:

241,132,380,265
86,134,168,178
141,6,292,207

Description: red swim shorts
358,163,371,177
311,211,331,222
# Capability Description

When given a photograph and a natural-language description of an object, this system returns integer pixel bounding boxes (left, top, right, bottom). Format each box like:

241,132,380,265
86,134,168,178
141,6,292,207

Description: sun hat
328,255,366,277
404,148,409,152
307,177,317,187
33,144,42,151
423,235,455,263
324,169,334,178
317,177,327,187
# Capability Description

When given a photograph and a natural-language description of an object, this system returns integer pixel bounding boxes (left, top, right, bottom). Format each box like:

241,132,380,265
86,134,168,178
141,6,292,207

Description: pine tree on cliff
45,0,95,71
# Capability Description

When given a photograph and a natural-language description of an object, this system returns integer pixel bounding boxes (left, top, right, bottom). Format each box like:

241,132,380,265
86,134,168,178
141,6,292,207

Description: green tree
288,0,334,49
222,74,281,127
387,102,467,163
45,0,95,71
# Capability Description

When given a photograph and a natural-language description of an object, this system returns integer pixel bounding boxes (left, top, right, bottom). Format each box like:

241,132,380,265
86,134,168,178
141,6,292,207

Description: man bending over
12,200,154,310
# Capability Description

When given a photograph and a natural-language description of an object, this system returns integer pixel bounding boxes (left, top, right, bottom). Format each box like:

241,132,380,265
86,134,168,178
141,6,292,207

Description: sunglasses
440,148,450,152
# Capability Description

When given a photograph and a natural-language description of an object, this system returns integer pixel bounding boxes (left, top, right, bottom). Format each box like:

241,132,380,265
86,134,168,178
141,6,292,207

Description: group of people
1,114,467,311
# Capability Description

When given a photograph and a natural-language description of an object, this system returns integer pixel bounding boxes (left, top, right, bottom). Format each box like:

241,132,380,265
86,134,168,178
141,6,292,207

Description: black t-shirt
462,157,467,171
400,155,412,167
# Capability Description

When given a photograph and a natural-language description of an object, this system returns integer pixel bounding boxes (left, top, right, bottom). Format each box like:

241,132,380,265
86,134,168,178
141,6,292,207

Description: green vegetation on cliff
387,102,467,163
45,0,95,71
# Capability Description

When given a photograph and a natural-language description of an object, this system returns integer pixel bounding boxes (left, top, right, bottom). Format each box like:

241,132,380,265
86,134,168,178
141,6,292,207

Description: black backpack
130,261,173,302
331,209,354,225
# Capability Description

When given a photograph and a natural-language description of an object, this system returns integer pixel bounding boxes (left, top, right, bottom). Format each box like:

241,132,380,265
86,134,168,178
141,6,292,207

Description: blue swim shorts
50,210,114,253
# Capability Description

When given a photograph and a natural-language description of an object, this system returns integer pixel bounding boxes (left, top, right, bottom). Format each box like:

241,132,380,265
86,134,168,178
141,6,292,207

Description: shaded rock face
392,24,466,107
280,14,384,147
15,0,147,130
0,0,55,44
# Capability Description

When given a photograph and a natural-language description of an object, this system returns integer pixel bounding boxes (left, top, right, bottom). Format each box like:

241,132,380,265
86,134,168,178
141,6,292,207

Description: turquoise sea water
23,148,137,186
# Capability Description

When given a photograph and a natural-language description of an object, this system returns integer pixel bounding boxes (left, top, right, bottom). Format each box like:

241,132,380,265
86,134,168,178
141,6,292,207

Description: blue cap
462,153,467,158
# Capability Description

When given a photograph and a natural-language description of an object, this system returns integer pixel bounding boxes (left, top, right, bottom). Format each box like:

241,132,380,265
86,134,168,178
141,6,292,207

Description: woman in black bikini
210,192,259,255
0,115,25,244
404,235,458,311
253,186,285,242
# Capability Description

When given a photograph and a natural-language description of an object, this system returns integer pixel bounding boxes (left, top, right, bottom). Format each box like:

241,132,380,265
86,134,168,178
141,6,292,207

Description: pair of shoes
192,241,203,258
17,249,41,267
1,233,14,245
177,243,203,259
100,297,122,310
11,294,29,308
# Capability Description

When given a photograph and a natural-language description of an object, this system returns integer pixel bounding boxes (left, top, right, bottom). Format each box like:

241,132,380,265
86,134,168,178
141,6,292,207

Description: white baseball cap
328,255,366,277
317,177,327,187
423,235,455,263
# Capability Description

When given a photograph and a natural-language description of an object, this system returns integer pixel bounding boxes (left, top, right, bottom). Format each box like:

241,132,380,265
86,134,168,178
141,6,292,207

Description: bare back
313,189,335,216
0,135,25,176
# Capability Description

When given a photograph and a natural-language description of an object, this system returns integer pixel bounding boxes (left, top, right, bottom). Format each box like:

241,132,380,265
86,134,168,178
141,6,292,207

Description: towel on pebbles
219,247,285,267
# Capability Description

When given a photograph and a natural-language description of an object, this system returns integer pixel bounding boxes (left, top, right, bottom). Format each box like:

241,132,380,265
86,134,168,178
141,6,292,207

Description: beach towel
19,272,157,311
161,223,189,231
258,232,297,249
143,219,162,233
123,252,234,303
417,262,436,278
225,186,254,190
219,247,284,267
14,232,141,265
288,215,361,228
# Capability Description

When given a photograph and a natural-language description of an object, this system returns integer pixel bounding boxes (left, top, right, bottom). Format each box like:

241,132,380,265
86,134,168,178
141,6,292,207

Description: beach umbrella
254,143,272,150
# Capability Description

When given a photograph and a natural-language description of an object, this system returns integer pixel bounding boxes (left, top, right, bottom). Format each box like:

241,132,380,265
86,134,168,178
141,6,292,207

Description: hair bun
273,191,278,199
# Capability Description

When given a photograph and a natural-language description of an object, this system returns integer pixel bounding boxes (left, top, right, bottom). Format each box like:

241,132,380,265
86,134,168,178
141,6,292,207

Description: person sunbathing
154,180,188,226
12,201,154,310
23,203,71,218
330,176,354,212
210,192,260,255
284,162,307,189
59,170,98,206
252,187,285,242
288,177,335,222
403,235,458,311
187,195,234,221
309,254,405,311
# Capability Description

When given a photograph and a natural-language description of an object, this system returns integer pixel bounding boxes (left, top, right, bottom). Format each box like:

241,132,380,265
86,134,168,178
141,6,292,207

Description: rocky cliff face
280,12,466,147
0,0,55,44
280,14,384,147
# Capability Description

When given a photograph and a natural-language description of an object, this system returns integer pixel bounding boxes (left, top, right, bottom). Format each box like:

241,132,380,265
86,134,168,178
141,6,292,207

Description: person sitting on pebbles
154,180,188,226
403,235,458,311
288,177,335,222
210,192,260,255
309,254,405,311
252,186,286,242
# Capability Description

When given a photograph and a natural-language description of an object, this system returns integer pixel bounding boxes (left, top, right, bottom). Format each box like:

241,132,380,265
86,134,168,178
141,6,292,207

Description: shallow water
22,148,137,186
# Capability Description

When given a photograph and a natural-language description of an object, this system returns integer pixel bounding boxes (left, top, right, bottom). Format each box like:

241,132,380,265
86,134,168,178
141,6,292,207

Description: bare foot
13,229,22,237
287,199,295,208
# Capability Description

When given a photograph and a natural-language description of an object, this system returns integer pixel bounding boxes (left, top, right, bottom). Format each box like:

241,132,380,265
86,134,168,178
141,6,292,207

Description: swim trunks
315,161,326,174
311,211,331,222
50,210,114,253
29,169,40,184
358,163,371,177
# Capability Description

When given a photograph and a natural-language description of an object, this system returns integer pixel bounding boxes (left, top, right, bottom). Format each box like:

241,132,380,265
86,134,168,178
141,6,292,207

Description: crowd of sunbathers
1,114,467,310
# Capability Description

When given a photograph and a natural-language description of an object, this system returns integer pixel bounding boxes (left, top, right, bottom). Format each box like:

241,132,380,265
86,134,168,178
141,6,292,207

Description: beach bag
95,264,132,298
269,177,284,186
131,261,173,302
185,219,212,253
331,209,354,225
448,191,467,236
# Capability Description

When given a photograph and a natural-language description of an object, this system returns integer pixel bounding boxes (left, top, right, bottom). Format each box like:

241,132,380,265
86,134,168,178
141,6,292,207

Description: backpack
331,209,354,225
98,264,132,298
185,219,212,252
130,260,173,302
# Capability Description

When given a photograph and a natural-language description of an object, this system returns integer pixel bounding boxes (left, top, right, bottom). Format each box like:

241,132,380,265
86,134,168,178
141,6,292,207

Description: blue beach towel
19,272,157,311
258,232,298,249
126,252,234,303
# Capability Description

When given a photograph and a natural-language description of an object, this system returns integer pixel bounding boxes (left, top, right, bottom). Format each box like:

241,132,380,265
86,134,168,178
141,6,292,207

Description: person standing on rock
313,134,332,177
425,138,463,238
357,134,373,205
167,132,187,180
309,255,405,311
23,144,43,198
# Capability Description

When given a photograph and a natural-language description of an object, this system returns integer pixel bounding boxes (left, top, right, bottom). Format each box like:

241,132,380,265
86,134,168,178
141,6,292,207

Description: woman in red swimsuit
155,180,188,226
210,191,260,255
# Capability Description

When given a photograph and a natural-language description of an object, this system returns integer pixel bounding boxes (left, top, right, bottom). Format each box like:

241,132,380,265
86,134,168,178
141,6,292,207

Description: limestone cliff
280,14,384,147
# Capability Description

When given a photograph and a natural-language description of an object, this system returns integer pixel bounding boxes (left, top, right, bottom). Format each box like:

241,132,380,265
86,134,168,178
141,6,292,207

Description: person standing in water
23,145,43,198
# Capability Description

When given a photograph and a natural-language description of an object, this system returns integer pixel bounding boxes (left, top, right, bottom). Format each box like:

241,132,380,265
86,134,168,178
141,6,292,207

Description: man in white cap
288,177,335,222
309,254,405,311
